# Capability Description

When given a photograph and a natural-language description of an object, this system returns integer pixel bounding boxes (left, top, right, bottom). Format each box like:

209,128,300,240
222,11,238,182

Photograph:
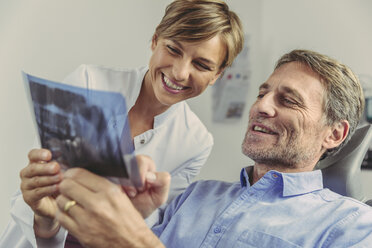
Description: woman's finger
28,149,52,162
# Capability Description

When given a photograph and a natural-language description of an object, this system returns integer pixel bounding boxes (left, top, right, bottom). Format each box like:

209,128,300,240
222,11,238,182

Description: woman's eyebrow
198,57,217,67
171,40,184,50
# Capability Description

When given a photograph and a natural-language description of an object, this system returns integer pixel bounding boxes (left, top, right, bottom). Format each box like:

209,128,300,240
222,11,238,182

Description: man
53,49,372,247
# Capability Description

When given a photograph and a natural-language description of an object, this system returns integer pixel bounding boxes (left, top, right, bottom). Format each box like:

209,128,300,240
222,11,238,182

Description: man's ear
323,120,350,150
151,34,158,51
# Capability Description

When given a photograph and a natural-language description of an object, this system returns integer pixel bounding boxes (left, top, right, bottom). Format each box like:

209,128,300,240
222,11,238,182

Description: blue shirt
152,168,372,247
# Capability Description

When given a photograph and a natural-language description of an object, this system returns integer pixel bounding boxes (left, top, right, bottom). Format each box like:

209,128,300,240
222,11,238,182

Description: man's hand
20,149,63,238
122,155,171,218
55,155,169,248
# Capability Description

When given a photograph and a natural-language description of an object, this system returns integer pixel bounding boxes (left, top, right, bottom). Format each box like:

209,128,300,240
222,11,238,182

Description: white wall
1,0,372,234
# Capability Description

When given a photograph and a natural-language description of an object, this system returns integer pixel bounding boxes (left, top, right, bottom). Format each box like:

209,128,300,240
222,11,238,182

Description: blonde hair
154,0,244,70
275,49,365,157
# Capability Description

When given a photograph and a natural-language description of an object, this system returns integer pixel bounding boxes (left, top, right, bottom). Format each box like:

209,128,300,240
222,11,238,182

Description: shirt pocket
233,229,302,248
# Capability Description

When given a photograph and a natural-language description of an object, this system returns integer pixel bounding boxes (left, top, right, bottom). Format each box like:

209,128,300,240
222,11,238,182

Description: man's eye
281,96,296,105
257,93,265,99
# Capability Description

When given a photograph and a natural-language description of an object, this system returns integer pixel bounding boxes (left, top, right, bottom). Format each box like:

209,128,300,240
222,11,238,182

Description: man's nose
256,93,276,117
173,59,191,81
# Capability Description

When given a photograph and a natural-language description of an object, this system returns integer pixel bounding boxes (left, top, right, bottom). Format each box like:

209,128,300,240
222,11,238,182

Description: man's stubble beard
241,128,320,170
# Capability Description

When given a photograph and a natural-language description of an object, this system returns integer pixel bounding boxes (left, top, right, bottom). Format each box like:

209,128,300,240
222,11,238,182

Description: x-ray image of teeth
23,72,141,187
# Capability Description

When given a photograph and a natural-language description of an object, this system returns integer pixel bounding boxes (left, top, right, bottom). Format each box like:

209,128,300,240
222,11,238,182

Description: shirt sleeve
151,181,199,237
62,64,89,87
145,138,213,228
0,190,68,248
323,208,372,247
0,216,33,248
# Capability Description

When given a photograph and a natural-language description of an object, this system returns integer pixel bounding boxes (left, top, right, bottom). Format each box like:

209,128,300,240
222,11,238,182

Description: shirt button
214,226,221,234
140,139,145,144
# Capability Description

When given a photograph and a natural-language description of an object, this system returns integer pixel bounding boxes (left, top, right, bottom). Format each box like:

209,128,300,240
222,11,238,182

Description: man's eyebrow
258,82,270,90
258,83,305,102
172,40,218,67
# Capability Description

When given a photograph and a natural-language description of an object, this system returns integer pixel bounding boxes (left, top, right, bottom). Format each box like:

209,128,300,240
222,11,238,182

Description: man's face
242,62,332,169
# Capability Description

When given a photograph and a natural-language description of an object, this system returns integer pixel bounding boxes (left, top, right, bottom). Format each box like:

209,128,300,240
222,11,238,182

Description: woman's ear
151,34,158,51
323,120,349,150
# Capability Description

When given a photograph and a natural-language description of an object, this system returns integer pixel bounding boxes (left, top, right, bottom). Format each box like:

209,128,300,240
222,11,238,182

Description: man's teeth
164,76,185,90
254,126,275,134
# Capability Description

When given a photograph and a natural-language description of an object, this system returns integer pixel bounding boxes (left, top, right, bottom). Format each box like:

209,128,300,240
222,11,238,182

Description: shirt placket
133,130,154,149
199,187,259,248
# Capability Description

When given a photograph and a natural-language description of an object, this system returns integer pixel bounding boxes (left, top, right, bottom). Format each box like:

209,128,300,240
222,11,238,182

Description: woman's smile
162,73,189,94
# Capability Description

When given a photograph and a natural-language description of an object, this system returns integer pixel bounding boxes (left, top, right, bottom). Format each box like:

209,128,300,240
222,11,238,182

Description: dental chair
315,124,372,206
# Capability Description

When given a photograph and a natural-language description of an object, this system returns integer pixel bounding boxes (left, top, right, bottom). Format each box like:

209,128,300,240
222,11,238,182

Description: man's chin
242,148,296,168
242,145,272,158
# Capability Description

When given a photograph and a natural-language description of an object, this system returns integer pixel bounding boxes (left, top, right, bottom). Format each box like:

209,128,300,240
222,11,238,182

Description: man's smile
252,124,278,135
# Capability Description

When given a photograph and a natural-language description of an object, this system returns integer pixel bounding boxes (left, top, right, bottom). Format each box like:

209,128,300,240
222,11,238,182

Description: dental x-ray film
22,72,142,187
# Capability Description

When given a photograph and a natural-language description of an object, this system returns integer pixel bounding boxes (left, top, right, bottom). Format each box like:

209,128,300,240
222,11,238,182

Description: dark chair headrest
315,124,372,201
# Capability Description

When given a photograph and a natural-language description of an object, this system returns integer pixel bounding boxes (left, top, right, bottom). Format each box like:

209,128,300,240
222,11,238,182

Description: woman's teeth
164,76,186,90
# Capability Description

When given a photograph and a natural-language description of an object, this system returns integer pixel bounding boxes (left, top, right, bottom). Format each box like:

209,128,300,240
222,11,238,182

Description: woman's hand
20,148,63,238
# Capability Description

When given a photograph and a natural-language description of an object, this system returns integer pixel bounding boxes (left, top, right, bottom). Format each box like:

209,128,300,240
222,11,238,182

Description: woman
0,0,244,247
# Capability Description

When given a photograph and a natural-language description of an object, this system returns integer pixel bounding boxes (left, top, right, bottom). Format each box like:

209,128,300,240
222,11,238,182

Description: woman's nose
173,59,191,81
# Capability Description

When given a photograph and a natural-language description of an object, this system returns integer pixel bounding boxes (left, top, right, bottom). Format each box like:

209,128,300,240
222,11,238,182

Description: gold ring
64,200,77,213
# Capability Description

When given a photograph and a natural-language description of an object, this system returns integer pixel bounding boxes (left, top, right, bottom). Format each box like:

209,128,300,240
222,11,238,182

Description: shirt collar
240,167,323,196
153,102,182,127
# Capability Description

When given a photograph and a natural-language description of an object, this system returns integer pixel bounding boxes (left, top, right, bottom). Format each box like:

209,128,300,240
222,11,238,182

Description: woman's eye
195,62,211,71
166,45,180,55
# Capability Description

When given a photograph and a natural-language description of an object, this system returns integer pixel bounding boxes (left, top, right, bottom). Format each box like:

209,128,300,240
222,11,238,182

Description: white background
1,0,372,233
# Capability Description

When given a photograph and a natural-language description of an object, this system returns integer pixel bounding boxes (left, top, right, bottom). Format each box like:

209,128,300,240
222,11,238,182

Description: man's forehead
261,63,325,94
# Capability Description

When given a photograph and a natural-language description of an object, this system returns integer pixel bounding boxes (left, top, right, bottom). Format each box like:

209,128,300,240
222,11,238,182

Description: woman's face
147,35,225,107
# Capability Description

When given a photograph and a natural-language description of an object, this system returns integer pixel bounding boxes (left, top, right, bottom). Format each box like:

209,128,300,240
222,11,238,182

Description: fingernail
41,150,51,160
146,172,157,182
